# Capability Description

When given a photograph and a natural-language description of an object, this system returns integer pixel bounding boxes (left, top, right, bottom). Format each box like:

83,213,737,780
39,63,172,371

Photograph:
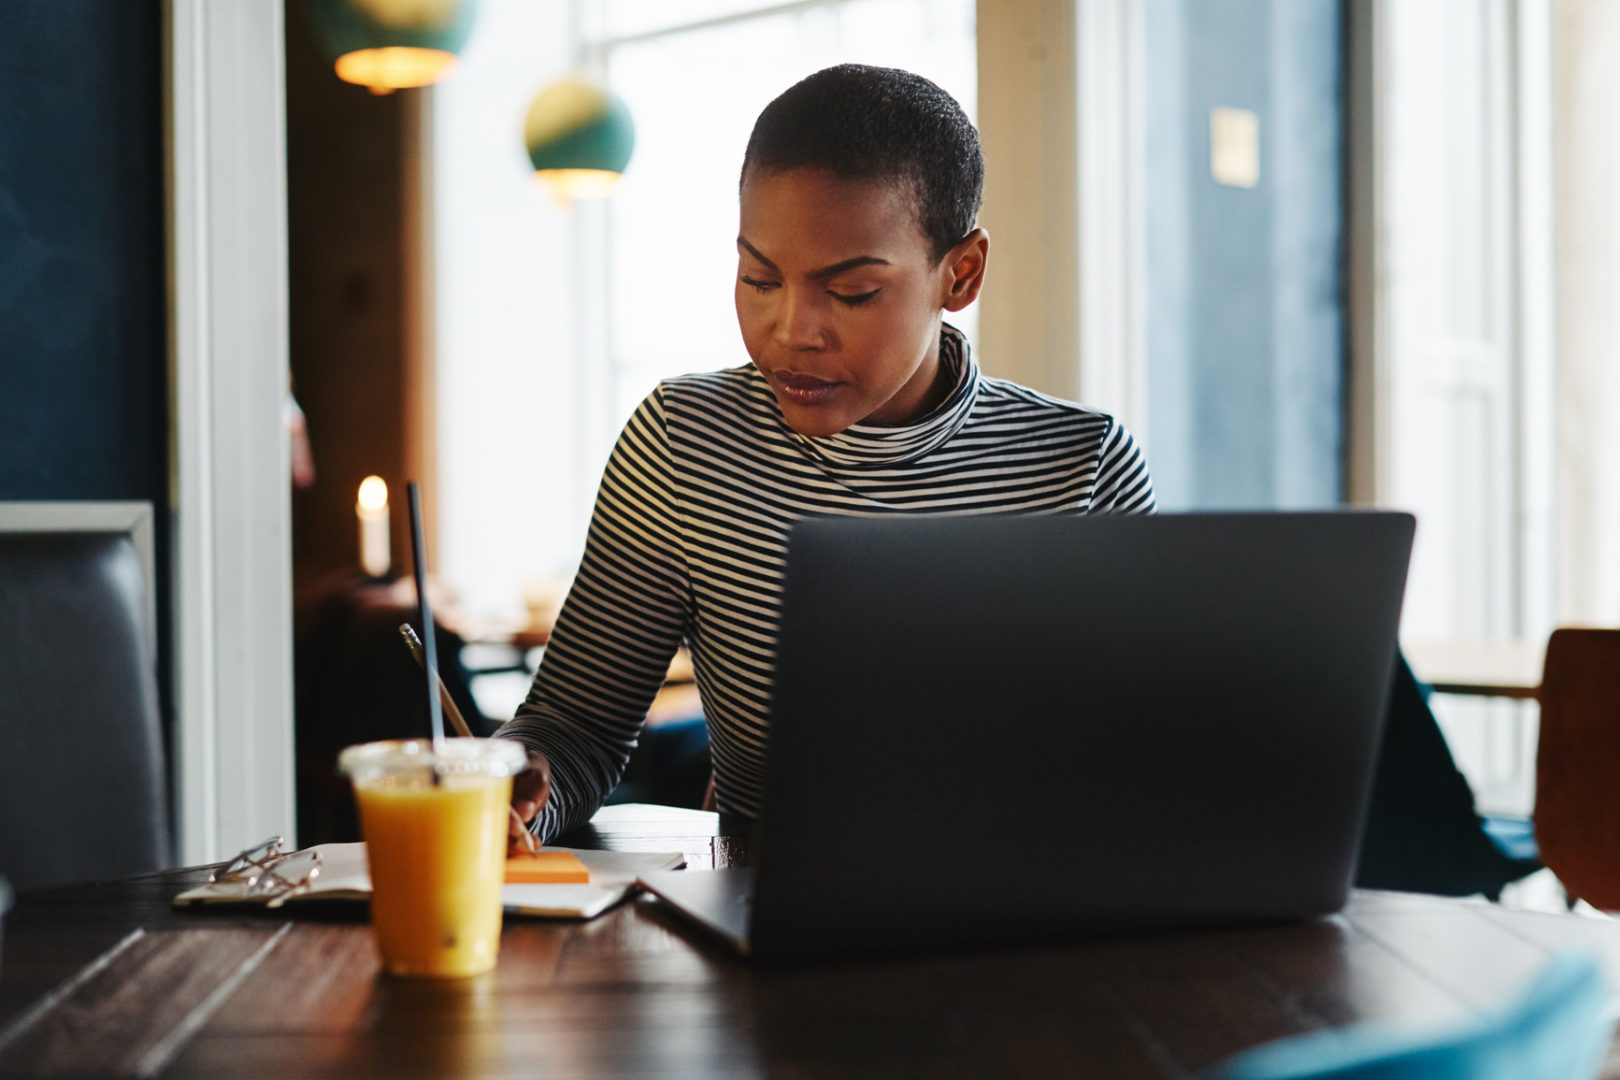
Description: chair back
1533,628,1620,910
0,533,171,890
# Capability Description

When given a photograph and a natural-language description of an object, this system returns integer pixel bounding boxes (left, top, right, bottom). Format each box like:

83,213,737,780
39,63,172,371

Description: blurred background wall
0,1,173,741
1143,0,1344,511
4,0,1619,859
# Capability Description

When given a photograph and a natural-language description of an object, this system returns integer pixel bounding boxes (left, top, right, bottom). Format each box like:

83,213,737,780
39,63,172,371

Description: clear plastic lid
337,738,528,784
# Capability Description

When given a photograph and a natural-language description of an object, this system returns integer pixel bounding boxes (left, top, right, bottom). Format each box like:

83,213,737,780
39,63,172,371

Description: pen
397,622,475,739
398,622,539,853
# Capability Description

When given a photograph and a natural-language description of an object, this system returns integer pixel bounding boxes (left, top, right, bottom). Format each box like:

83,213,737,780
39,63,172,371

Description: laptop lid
747,511,1415,960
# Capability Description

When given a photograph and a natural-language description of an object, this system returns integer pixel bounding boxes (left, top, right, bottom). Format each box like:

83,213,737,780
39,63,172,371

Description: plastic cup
338,738,528,978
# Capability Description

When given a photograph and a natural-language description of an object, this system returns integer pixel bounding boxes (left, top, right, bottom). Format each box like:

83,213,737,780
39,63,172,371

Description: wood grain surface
4,805,1620,1079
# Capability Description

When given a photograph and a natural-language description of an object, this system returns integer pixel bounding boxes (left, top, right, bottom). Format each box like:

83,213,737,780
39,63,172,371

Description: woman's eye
739,275,777,294
831,289,880,307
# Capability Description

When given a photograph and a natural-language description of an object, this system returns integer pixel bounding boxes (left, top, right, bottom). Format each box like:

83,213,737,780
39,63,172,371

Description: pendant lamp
306,0,479,94
524,80,636,201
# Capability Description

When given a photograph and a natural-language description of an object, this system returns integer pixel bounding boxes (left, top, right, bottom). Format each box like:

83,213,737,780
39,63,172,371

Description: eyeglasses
210,836,322,907
210,835,287,885
251,848,321,908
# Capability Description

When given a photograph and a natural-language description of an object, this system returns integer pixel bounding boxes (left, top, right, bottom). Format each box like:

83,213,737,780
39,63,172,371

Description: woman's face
734,167,984,437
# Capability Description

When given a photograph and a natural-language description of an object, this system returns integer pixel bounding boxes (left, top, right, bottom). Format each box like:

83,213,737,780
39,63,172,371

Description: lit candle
357,475,390,578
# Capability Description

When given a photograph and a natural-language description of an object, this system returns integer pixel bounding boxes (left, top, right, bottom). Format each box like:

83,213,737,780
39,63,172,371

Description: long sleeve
494,328,1158,826
1092,418,1157,515
494,391,692,841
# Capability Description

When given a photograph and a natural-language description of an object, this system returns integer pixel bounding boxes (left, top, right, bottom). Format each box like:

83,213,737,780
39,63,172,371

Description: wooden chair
1532,628,1620,909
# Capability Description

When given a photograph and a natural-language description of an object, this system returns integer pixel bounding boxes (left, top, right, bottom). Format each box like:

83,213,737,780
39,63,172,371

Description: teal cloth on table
1207,952,1613,1080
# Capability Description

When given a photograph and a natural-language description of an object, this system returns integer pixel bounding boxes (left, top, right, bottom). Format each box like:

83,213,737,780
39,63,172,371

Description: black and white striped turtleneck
497,326,1156,840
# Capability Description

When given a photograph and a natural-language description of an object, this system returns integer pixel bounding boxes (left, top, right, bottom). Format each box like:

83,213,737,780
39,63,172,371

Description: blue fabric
1208,952,1613,1080
1481,815,1540,863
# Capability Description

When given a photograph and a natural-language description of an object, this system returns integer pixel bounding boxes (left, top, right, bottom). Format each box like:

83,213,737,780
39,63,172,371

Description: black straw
407,482,447,755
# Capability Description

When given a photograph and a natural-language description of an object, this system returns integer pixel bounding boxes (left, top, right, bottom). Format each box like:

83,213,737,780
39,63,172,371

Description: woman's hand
507,749,552,856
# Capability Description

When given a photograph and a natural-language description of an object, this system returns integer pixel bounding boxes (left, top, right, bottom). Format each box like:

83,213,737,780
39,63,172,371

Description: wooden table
5,804,1620,1079
1404,638,1546,700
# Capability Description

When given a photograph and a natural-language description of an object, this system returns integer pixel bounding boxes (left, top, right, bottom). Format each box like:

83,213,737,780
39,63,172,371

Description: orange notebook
505,851,591,884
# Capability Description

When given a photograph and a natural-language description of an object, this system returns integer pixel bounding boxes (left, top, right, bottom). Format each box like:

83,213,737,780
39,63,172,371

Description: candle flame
358,475,389,512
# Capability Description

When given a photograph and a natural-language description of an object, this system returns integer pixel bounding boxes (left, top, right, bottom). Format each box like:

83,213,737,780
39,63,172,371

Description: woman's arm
495,390,693,841
1092,418,1157,515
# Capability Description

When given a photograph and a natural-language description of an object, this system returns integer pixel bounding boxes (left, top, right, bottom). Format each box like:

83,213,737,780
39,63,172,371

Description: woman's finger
508,805,538,853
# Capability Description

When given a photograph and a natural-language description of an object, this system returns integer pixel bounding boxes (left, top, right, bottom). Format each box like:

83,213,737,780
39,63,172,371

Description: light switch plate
1210,107,1260,188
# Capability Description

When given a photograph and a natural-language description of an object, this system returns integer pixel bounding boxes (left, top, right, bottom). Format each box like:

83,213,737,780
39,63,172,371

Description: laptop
639,511,1415,960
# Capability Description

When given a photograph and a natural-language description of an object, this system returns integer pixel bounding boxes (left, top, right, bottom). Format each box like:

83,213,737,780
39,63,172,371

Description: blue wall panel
1143,0,1343,510
0,1,168,503
0,1,172,757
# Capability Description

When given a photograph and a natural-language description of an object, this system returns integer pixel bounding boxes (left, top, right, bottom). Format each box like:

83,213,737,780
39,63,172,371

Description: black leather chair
0,532,171,890
293,571,490,846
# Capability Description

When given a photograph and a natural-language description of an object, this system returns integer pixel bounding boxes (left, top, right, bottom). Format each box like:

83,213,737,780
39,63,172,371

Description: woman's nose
774,288,827,350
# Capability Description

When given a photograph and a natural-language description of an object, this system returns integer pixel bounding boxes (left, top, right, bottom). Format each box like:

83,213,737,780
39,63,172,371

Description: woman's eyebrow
737,236,890,280
737,237,779,271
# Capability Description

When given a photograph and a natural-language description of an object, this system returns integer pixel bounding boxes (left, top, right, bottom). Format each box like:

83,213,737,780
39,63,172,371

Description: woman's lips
776,372,839,406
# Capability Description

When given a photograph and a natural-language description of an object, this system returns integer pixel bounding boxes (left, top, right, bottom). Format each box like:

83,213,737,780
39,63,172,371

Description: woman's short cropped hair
741,64,983,263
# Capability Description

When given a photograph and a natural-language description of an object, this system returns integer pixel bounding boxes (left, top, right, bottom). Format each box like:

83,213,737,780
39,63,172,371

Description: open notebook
175,843,684,920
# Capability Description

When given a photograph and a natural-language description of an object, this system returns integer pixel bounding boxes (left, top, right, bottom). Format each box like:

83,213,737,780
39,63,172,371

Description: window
1363,0,1620,816
589,0,978,442
1370,0,1548,816
428,0,975,619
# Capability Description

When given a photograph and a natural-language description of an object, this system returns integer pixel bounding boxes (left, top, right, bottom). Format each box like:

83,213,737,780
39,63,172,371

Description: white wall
1553,0,1620,626
430,0,592,618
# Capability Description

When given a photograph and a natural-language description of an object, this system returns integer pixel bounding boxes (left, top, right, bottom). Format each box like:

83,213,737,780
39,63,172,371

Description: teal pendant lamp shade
524,81,636,200
305,0,479,93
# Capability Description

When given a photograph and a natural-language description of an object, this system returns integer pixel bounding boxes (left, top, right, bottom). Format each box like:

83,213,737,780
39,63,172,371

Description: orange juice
340,739,528,978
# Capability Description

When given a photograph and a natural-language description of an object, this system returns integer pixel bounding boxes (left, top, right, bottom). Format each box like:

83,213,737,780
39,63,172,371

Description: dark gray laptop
639,511,1415,960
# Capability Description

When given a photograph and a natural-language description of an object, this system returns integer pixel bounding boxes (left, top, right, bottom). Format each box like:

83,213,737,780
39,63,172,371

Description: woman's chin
776,399,854,438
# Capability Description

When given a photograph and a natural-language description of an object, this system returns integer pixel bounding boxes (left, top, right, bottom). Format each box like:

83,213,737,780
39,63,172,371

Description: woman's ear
940,228,989,312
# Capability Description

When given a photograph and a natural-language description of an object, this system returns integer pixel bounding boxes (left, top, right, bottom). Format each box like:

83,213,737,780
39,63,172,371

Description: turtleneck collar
761,324,980,471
